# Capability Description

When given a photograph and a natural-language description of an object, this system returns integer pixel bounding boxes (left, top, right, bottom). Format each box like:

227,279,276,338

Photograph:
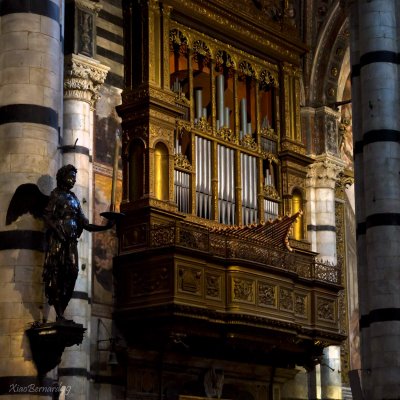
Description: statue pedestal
26,320,86,376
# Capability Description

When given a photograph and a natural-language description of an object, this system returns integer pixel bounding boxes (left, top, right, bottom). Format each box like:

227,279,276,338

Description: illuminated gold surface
154,143,169,200
291,190,303,240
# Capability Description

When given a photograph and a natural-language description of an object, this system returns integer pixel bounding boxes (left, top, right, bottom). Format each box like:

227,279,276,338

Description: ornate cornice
64,54,109,109
306,154,345,189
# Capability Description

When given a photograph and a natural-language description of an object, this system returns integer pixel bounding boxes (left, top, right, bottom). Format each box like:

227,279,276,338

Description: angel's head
57,164,77,190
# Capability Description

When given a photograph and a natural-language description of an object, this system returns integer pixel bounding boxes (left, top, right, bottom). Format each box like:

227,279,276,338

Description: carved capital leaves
64,54,109,109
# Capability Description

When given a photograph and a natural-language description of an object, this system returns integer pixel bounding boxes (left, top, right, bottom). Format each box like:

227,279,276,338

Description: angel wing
6,183,50,225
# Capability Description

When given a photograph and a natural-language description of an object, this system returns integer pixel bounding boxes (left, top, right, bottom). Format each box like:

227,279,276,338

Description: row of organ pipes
190,74,271,137
176,135,277,225
195,136,212,219
218,144,236,225
241,153,258,225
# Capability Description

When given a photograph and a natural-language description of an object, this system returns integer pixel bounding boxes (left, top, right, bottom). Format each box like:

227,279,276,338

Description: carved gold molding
64,54,109,109
170,21,280,84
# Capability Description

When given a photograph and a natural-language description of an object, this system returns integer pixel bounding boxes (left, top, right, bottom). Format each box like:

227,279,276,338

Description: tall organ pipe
195,89,203,121
240,98,247,138
216,75,225,128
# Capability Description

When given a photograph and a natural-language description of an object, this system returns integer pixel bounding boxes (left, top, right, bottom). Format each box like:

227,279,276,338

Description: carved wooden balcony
114,215,345,368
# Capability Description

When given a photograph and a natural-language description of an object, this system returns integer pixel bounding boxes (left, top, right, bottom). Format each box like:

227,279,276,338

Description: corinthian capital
64,54,110,109
306,154,345,189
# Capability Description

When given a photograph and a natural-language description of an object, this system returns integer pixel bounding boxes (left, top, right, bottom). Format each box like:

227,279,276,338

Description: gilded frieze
279,287,293,311
169,1,301,64
317,298,335,322
178,267,202,295
169,21,279,83
258,282,277,308
294,293,307,317
232,277,255,303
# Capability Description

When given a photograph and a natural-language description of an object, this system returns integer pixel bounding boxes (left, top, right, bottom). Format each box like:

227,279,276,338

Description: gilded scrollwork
215,127,237,143
193,40,211,64
263,185,280,200
215,50,236,73
261,127,278,140
239,60,256,78
194,117,212,132
174,153,192,171
170,28,188,53
259,69,276,89
169,21,279,76
240,134,258,151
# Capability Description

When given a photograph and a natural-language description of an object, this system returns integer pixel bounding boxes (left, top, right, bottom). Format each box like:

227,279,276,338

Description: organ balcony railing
120,219,341,286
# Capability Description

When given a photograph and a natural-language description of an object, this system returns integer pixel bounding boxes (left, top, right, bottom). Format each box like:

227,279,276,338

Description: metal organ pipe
224,107,230,129
240,98,247,138
195,89,203,121
216,74,225,128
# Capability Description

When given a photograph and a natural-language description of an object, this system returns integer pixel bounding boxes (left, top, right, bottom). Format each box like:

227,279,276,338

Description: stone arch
309,1,349,106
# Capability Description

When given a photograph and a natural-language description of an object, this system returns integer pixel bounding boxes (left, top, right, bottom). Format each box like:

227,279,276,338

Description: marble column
349,0,400,398
0,0,63,395
306,154,345,400
60,53,109,400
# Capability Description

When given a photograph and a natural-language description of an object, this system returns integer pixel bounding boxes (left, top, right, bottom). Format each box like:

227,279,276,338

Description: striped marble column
306,154,344,400
60,53,108,399
0,0,63,396
306,154,344,264
350,0,400,398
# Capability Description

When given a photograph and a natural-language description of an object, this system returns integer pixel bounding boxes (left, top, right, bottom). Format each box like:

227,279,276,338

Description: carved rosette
306,155,345,189
64,54,109,109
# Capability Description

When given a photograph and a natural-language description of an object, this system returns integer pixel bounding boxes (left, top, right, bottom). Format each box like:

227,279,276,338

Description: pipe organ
166,26,288,227
115,3,345,399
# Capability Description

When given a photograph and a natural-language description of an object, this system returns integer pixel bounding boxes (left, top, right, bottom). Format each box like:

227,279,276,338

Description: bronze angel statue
6,164,117,321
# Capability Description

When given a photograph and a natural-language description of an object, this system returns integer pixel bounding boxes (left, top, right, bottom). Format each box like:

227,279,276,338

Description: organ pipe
216,74,225,128
195,88,203,121
240,98,247,138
